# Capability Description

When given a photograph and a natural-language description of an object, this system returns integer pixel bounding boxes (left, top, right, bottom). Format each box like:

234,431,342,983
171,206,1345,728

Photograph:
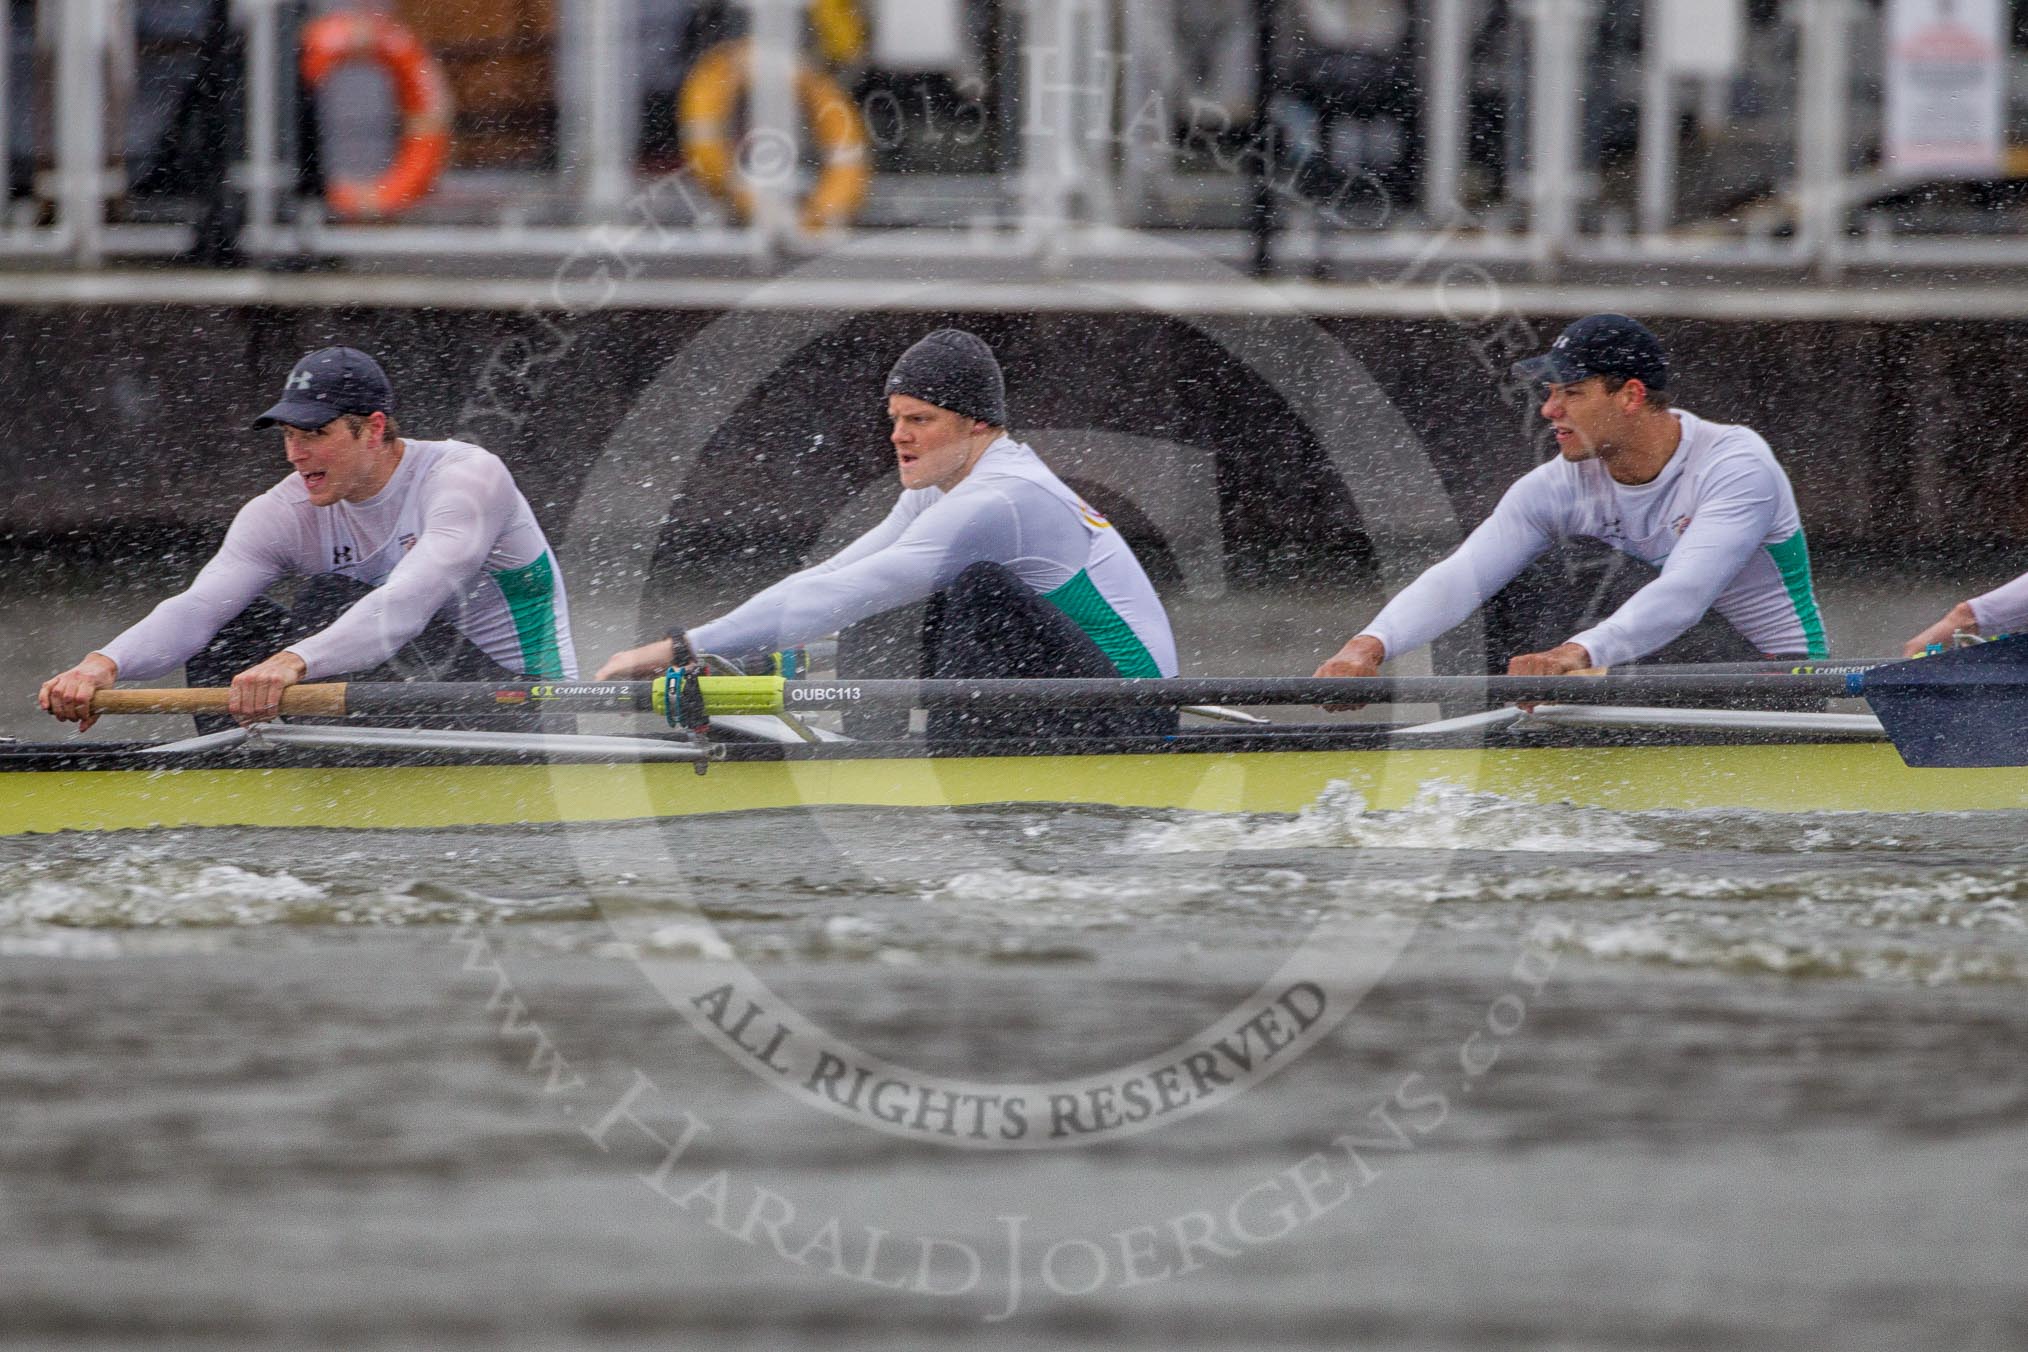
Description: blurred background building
9,1,2028,582
5,0,2028,278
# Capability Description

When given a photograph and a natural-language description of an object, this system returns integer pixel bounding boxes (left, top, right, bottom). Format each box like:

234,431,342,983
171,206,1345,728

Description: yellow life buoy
679,40,870,231
300,12,454,221
810,0,868,66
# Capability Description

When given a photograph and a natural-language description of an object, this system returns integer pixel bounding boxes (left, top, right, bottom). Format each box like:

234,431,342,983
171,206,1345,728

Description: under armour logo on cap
253,346,396,430
1512,314,1668,391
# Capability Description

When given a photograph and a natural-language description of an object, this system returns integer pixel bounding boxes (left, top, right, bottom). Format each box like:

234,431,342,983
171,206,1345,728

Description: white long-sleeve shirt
1970,575,2028,633
1359,409,1828,669
688,437,1178,677
99,439,577,681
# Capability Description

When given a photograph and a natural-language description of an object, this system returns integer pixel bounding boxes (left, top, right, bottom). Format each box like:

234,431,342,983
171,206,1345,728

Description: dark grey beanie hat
884,328,1008,426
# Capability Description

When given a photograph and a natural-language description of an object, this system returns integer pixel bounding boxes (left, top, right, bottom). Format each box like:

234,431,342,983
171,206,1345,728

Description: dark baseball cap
1512,314,1668,391
253,347,396,429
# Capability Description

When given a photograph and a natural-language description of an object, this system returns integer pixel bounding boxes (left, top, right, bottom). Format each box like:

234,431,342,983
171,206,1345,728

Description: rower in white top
40,347,576,731
1317,314,1829,688
597,328,1178,739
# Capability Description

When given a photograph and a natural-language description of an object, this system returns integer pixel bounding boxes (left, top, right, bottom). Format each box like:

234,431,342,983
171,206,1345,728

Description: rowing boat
3,705,2022,836
12,645,2024,834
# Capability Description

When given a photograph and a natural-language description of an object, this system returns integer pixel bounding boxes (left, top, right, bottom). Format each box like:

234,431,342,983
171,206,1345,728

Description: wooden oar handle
91,684,350,717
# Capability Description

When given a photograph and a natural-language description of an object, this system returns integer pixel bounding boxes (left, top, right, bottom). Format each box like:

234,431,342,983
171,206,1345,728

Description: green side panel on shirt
490,553,566,678
1764,530,1829,659
1042,569,1161,678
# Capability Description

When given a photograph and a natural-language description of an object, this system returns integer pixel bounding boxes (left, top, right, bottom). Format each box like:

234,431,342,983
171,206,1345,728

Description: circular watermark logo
543,230,1495,1153
423,161,1580,1313
737,127,801,188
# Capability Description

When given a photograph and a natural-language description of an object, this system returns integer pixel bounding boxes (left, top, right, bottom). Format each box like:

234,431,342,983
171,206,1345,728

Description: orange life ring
300,13,454,221
679,40,869,231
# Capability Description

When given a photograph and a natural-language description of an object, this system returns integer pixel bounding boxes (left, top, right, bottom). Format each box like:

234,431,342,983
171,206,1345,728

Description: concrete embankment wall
2,298,2022,590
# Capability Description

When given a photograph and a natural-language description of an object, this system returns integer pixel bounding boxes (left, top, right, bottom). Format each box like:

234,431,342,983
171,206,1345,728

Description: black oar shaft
329,673,1860,716
338,681,657,717
775,675,1859,709
95,671,1870,720
1605,658,1894,678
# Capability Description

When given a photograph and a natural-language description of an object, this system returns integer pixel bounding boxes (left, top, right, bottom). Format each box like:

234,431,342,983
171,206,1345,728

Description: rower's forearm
98,589,245,682
1961,596,2004,635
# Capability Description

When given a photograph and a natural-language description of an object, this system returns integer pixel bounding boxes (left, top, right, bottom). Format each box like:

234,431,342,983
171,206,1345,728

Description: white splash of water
1130,780,1663,855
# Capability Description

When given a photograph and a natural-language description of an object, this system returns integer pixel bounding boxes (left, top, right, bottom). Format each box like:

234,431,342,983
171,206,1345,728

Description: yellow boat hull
5,739,2027,835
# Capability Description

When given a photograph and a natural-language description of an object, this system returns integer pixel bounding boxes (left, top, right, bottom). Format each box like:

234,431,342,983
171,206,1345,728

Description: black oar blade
1864,636,2028,768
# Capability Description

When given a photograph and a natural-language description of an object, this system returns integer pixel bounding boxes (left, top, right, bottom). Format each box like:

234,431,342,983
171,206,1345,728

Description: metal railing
2,0,2025,279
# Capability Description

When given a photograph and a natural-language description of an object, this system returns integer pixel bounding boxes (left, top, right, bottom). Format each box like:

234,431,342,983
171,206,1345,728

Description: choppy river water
4,577,2026,1349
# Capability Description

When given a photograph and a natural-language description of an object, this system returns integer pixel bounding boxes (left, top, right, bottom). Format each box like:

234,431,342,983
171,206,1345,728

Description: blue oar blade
1863,636,2028,768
